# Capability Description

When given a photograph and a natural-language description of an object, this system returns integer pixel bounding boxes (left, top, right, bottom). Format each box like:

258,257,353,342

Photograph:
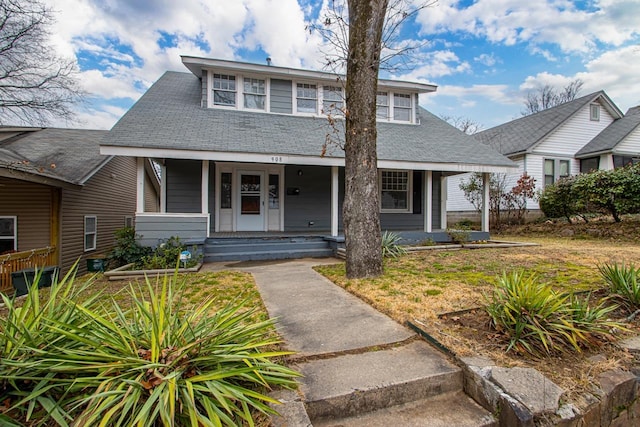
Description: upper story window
590,104,600,121
296,83,317,113
0,216,17,254
376,92,389,119
213,74,236,106
380,170,411,212
393,93,412,121
243,78,266,110
322,85,343,115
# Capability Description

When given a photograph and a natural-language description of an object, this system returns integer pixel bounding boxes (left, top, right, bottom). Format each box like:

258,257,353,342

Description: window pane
296,83,317,113
241,196,260,214
393,94,411,121
381,191,408,210
85,234,96,250
393,107,410,121
544,159,554,176
244,94,265,109
580,157,600,173
559,160,570,177
322,85,343,113
590,104,600,121
214,90,235,106
394,93,411,108
381,171,409,210
0,240,13,253
269,174,279,209
213,74,236,106
221,173,232,209
297,98,316,113
0,218,14,237
85,217,96,233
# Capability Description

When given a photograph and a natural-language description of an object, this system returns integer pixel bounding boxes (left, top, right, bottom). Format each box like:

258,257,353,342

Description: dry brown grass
315,232,640,403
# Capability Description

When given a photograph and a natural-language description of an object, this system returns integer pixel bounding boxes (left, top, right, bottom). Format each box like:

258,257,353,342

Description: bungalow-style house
0,127,160,291
447,91,640,221
100,56,515,261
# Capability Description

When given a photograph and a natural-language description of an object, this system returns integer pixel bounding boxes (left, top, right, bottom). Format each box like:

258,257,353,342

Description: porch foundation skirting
135,213,209,247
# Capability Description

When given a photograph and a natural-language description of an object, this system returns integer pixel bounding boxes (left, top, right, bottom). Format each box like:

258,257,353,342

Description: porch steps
204,236,335,262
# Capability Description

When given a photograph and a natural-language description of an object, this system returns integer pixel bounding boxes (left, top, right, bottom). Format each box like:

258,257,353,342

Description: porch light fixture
297,169,303,176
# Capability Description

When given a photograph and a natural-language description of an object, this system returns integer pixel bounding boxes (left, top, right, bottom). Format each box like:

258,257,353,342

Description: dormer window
322,85,343,115
213,74,236,106
590,104,600,121
376,92,389,119
296,83,317,113
393,93,412,121
243,78,266,110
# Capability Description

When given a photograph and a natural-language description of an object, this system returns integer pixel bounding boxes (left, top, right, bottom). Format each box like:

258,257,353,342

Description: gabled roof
475,91,623,156
576,106,640,158
0,128,110,187
102,71,514,172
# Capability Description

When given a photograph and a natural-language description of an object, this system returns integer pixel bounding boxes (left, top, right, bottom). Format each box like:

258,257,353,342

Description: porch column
424,171,433,232
160,162,167,213
201,161,210,236
482,172,490,232
331,166,339,237
136,157,145,213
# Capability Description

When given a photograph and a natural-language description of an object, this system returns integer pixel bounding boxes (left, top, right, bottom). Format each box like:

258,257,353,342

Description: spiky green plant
381,231,407,258
1,271,299,426
599,262,640,310
485,271,622,355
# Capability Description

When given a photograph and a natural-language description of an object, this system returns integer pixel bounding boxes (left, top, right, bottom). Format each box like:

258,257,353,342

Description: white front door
236,171,265,231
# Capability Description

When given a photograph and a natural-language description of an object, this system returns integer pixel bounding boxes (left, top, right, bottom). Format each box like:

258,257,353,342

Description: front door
236,172,265,231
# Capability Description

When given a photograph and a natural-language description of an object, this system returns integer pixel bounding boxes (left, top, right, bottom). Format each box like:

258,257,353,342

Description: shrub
0,272,299,426
485,271,621,355
446,227,471,244
538,176,581,223
381,231,407,258
107,227,152,268
137,236,201,269
599,262,640,310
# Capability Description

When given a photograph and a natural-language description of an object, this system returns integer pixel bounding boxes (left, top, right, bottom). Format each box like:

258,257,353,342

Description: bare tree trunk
343,0,388,278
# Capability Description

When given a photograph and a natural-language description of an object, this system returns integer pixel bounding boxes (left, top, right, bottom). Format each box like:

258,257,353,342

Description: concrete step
205,240,330,253
295,341,462,422
313,391,497,427
204,248,335,262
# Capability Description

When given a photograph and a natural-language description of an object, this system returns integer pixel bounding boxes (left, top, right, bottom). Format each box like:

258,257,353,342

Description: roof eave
0,166,81,189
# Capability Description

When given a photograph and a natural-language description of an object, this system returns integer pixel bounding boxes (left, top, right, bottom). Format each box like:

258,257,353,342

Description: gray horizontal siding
284,165,331,231
166,159,201,213
135,215,208,247
432,172,442,229
270,79,292,114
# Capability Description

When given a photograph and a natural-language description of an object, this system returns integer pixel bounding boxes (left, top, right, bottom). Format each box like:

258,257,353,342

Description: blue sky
47,0,640,131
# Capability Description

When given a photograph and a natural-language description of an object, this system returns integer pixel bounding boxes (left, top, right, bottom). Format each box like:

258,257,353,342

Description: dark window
0,216,16,254
613,155,639,169
221,173,232,209
580,157,600,173
269,174,279,209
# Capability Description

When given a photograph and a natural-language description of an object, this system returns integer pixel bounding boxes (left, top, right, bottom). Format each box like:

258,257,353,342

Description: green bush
381,231,407,258
107,227,152,268
538,176,581,222
485,271,621,355
0,271,299,426
137,236,201,269
599,262,640,310
446,227,471,244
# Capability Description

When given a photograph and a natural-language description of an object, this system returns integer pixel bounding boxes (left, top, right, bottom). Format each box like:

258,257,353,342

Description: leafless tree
441,115,483,135
0,0,84,125
522,79,584,116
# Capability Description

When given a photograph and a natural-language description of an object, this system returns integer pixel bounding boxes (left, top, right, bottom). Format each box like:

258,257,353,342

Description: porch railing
0,247,57,293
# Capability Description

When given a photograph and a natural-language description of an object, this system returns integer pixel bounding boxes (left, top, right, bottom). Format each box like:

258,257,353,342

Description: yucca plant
1,271,299,426
599,262,640,310
381,231,407,258
485,271,621,356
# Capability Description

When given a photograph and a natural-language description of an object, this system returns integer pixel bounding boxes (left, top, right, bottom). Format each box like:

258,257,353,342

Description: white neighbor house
447,91,640,222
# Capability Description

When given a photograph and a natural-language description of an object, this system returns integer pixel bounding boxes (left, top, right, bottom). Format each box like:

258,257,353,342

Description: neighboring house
100,56,514,258
447,91,640,221
0,127,160,291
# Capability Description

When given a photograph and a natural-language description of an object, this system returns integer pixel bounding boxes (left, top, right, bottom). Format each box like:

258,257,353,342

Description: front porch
0,247,58,293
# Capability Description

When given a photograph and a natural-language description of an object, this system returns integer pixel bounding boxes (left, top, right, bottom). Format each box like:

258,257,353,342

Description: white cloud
474,53,498,67
395,50,470,82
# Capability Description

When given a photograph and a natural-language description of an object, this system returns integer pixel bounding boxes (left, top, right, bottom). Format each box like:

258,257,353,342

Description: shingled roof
0,128,110,186
576,106,640,157
102,71,514,170
474,91,622,156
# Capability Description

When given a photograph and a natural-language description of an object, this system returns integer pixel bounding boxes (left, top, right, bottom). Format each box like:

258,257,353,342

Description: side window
0,216,17,254
376,92,389,119
559,160,570,179
544,159,555,186
590,104,600,121
213,74,236,106
296,83,317,113
220,172,232,209
84,215,97,251
380,170,410,212
393,93,412,121
269,174,280,209
322,85,343,115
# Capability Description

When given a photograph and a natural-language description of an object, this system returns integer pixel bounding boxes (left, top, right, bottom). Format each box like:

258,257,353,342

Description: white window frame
243,77,267,111
212,73,237,107
124,216,134,228
393,93,412,122
0,216,17,253
322,85,344,115
590,104,600,121
544,158,571,187
296,82,318,114
84,215,97,252
379,170,412,213
376,91,389,120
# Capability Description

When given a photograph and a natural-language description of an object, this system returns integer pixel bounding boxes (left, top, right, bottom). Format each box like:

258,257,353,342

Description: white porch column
482,172,490,232
440,176,448,230
160,162,167,213
331,166,339,237
201,161,210,236
424,171,433,232
136,157,145,213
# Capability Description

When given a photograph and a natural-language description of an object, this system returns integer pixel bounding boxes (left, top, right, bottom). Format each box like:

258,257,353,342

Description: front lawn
315,235,640,402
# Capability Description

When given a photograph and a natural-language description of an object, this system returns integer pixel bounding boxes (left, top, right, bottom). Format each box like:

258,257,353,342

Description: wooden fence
0,247,57,293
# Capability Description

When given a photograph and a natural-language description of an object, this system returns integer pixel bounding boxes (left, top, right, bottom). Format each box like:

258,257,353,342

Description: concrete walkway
206,258,497,426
